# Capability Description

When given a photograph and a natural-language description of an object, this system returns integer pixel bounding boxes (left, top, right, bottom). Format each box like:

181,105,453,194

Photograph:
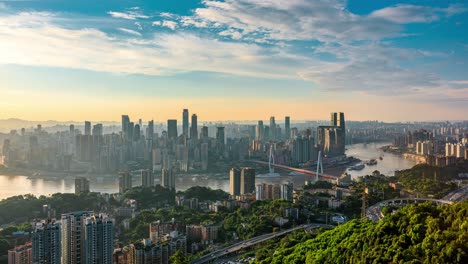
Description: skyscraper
285,116,291,140
147,120,154,140
229,168,241,196
182,109,189,136
31,220,61,264
162,168,176,190
167,119,178,139
75,177,90,194
317,112,346,157
122,115,130,139
216,127,225,146
61,212,113,264
141,169,154,187
83,214,114,264
240,167,255,194
269,117,276,141
256,121,264,141
92,124,103,137
61,211,92,264
201,126,209,139
119,172,132,194
190,114,198,139
84,121,91,136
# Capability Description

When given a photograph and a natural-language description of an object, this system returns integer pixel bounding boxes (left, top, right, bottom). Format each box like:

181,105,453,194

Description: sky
0,0,467,122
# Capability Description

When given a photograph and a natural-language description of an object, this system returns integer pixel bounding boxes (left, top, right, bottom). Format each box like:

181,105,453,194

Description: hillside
258,201,468,264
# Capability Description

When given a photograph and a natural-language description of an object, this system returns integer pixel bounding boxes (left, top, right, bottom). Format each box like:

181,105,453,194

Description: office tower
256,121,264,141
8,242,32,264
32,220,61,264
317,112,346,157
62,211,90,264
127,122,134,141
92,124,103,137
182,109,189,136
75,177,90,194
84,121,91,136
285,116,291,140
264,126,270,141
134,124,141,141
83,214,114,264
229,168,241,196
201,126,209,139
141,170,154,187
269,117,276,140
240,167,255,194
190,114,198,139
69,124,75,134
167,120,178,139
119,172,132,193
122,115,130,138
216,127,225,146
162,168,176,190
147,120,154,140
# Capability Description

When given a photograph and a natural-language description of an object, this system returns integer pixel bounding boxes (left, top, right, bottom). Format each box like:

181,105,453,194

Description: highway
191,224,329,264
442,185,468,202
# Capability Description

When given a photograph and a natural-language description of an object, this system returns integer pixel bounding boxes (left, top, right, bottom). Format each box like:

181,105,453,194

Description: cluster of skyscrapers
9,212,114,264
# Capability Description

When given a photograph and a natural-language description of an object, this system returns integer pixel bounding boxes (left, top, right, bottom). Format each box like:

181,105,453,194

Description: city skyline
1,0,468,121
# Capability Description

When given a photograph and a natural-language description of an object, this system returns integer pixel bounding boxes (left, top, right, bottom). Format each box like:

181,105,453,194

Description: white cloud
118,28,142,36
0,3,7,10
0,12,304,79
219,29,242,40
370,4,466,24
107,10,149,20
162,20,177,30
152,21,161,26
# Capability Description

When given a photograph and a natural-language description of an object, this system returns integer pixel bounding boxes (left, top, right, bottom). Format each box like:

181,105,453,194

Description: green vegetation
394,163,462,198
124,185,175,209
178,186,229,202
257,201,468,264
0,193,106,225
304,181,333,190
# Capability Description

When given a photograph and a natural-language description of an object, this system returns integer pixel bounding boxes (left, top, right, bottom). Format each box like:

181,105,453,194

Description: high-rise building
119,172,132,194
256,121,264,141
162,168,176,190
141,170,154,188
92,124,103,137
190,114,198,139
61,211,91,264
182,109,189,136
281,182,294,201
82,214,114,264
147,120,154,140
9,242,32,264
216,127,225,146
122,115,130,140
240,167,255,194
317,112,346,157
75,177,90,194
229,168,241,196
32,220,61,264
269,117,276,140
201,126,209,139
61,212,113,264
84,121,91,136
285,116,291,140
167,120,178,139
201,143,209,170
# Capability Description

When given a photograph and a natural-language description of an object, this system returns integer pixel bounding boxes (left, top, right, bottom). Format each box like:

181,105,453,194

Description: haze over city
1,0,468,121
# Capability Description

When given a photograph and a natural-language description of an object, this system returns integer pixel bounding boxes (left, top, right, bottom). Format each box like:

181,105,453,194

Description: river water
0,142,418,200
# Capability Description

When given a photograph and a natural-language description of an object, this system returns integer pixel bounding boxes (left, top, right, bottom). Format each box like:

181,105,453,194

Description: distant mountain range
0,118,120,133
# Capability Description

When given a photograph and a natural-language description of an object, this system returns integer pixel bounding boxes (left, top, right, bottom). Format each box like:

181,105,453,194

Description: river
0,142,418,200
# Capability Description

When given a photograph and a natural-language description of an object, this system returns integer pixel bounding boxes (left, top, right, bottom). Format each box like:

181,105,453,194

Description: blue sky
0,0,467,121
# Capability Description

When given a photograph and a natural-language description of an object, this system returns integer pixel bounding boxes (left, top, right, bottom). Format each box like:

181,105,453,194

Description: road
442,185,468,202
191,224,329,264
